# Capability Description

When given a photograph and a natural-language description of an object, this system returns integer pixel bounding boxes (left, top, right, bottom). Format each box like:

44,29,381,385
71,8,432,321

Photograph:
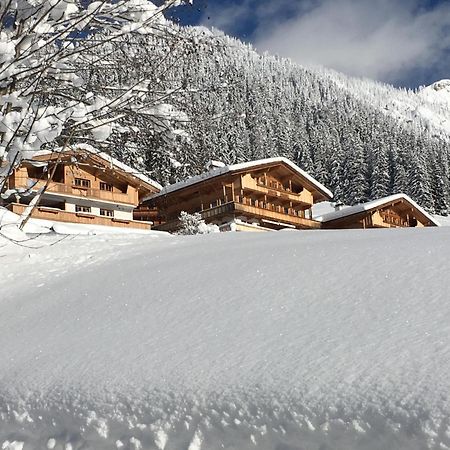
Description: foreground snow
1,228,450,449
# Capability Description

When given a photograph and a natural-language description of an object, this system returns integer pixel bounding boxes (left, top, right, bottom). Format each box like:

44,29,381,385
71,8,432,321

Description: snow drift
1,228,450,449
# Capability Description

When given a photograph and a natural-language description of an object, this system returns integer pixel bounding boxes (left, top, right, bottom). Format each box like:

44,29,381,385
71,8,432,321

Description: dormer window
74,178,90,188
100,209,114,217
100,182,113,192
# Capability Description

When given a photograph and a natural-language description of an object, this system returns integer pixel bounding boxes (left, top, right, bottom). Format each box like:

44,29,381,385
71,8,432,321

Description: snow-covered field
1,228,450,450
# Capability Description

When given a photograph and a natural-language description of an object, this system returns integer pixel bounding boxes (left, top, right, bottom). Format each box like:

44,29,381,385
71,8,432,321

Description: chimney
334,201,344,211
205,160,226,171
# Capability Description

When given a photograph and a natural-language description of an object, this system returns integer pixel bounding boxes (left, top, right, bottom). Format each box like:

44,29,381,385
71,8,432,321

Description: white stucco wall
64,198,133,220
113,209,133,220
65,202,76,213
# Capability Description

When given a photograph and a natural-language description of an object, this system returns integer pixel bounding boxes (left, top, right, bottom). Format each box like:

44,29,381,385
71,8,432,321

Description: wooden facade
320,194,439,229
6,203,151,230
142,158,333,232
3,147,161,230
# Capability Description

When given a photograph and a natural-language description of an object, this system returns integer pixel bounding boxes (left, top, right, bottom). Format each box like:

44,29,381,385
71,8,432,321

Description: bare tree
0,0,191,227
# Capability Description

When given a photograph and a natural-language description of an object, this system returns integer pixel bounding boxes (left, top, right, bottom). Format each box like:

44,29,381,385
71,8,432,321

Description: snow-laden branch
0,0,192,194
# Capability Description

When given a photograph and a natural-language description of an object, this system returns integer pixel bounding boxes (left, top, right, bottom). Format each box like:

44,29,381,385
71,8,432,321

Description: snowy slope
419,80,450,107
317,68,450,138
1,229,450,449
415,80,450,134
434,214,450,226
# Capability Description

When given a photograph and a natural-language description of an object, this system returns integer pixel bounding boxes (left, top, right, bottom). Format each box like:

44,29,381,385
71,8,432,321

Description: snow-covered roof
145,157,333,201
311,201,336,219
31,144,162,191
434,214,450,227
316,193,440,226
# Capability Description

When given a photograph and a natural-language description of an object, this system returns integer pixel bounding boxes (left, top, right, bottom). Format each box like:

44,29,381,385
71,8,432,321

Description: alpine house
2,145,161,230
142,157,333,232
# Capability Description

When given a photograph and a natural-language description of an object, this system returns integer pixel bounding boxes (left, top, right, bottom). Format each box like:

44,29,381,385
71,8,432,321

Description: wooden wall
7,203,150,229
150,168,322,231
9,163,140,206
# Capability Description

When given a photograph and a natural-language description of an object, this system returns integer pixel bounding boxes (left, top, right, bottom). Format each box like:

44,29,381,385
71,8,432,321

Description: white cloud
200,0,301,36
202,0,450,85
200,0,251,33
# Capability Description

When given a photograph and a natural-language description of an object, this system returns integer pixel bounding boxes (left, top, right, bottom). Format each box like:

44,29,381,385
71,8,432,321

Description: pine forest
85,26,450,214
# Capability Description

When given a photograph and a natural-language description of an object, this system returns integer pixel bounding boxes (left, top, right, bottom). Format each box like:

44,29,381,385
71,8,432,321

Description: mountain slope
314,68,450,137
86,27,450,214
419,79,450,107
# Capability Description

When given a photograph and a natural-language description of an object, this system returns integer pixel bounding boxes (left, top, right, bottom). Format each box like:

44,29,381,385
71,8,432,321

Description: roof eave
320,194,440,226
144,157,333,202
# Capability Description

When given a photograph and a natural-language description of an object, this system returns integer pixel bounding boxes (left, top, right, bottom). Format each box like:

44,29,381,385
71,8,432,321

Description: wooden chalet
142,158,333,232
2,145,161,230
317,194,440,229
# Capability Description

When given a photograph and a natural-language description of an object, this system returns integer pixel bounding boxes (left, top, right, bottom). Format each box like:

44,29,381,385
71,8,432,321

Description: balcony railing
9,177,134,205
234,201,320,228
241,175,314,205
159,196,319,230
371,211,409,228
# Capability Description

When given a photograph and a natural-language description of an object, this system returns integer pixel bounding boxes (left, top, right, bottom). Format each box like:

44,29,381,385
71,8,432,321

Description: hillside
314,69,450,137
1,228,450,449
419,79,450,109
86,26,450,214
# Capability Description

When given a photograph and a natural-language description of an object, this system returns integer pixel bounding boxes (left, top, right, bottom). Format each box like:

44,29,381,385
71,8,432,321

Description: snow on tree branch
0,0,191,194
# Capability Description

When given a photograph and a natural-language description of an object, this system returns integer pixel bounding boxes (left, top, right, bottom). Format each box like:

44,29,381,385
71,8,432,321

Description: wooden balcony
9,177,135,205
155,198,321,231
133,206,159,222
205,201,320,229
241,174,313,206
370,211,409,228
7,203,151,230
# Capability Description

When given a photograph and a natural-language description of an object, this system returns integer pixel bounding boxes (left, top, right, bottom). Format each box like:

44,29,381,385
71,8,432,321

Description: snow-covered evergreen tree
177,211,218,235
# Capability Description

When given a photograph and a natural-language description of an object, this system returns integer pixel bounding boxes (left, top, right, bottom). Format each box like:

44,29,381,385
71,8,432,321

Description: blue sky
170,0,450,89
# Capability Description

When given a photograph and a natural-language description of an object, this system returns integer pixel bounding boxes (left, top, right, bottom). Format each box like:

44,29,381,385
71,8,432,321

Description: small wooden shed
317,194,440,229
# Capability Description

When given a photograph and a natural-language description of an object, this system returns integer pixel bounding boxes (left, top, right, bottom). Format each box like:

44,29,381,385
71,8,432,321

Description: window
100,209,114,217
100,182,113,192
75,205,91,213
74,178,90,188
27,166,45,180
